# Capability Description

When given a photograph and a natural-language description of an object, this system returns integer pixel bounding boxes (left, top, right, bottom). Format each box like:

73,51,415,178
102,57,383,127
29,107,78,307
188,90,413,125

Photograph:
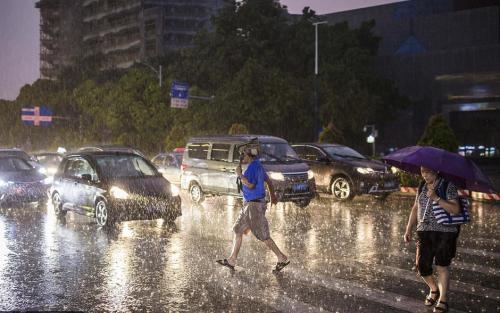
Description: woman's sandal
216,259,235,271
425,290,440,306
433,301,449,313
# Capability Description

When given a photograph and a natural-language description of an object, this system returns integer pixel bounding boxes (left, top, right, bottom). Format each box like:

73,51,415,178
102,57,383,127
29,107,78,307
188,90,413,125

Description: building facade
321,0,500,156
36,0,223,76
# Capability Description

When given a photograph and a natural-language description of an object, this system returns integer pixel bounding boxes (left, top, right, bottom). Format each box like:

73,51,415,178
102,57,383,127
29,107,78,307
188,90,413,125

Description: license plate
292,183,308,192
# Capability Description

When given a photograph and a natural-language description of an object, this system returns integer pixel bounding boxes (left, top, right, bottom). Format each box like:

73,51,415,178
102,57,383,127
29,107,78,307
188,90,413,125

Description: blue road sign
171,81,189,109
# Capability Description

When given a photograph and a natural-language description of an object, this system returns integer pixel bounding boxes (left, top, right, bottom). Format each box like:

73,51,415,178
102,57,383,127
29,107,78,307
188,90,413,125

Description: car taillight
181,164,188,171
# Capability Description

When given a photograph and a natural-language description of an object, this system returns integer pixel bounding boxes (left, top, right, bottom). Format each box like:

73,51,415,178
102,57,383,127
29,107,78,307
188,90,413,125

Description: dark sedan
292,143,400,201
50,151,182,227
0,156,50,208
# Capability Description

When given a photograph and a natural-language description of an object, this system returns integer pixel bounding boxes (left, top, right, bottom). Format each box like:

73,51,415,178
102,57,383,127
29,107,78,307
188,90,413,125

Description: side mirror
81,174,92,181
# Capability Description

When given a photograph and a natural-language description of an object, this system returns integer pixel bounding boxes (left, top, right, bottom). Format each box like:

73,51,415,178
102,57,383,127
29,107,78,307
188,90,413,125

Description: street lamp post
313,21,327,141
138,61,162,87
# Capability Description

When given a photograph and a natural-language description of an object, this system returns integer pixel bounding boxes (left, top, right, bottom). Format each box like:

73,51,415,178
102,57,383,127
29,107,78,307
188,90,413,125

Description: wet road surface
0,194,498,312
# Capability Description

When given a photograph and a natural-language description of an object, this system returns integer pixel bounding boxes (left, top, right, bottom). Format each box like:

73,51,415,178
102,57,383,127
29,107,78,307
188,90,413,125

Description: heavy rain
1,0,500,312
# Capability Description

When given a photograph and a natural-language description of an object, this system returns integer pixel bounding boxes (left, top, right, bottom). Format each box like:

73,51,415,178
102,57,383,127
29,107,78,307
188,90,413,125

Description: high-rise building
36,0,84,79
36,0,224,77
321,0,500,155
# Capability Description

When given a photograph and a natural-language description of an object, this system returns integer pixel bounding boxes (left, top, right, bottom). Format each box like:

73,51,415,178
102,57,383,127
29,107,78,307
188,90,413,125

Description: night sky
0,0,403,100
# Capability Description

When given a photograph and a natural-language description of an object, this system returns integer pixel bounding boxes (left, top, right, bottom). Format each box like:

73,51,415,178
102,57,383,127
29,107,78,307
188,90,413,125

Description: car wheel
331,176,354,201
189,183,204,204
95,199,113,227
52,192,66,217
294,199,311,208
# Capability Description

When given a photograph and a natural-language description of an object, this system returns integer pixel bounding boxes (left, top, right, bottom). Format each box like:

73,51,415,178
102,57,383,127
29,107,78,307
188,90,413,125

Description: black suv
292,143,399,201
50,151,181,227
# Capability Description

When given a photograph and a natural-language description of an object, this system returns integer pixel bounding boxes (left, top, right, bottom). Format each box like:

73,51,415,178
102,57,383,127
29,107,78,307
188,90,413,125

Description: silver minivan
180,135,316,207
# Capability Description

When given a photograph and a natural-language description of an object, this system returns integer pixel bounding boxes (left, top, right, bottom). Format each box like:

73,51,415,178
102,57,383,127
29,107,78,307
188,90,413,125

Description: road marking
211,266,333,313
457,247,500,259
453,260,499,277
289,267,467,313
328,258,500,301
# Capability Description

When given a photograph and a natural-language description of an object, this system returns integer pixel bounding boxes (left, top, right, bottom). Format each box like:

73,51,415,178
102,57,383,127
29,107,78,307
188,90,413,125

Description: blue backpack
418,179,471,226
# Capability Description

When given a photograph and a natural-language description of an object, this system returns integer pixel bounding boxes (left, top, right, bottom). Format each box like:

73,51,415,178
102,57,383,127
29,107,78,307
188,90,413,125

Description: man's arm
236,165,255,189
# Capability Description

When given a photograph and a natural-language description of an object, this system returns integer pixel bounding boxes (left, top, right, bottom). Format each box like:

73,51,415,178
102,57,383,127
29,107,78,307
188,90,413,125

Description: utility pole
313,21,327,141
363,124,378,157
138,61,162,87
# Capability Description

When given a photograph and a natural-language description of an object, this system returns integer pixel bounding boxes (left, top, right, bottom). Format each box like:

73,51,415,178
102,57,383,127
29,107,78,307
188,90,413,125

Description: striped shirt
416,179,459,233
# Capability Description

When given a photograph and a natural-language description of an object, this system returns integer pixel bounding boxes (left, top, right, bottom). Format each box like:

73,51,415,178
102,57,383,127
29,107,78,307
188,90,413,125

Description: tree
318,122,344,144
228,123,249,134
418,114,459,152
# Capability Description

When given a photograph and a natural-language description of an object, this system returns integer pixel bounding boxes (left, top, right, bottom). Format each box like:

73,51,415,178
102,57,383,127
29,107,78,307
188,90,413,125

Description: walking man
216,147,290,272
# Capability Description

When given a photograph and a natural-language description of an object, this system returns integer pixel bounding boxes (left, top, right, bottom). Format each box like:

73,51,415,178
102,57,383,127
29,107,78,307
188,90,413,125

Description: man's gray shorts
233,200,270,241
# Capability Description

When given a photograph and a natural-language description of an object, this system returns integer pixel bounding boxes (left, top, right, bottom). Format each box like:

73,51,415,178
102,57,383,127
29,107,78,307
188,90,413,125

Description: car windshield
0,150,31,160
0,157,33,172
259,143,300,163
95,155,158,178
323,146,366,160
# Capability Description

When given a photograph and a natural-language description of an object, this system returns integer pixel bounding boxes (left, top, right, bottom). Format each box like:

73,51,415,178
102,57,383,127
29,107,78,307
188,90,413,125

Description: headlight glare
307,170,314,180
110,186,129,199
269,172,285,181
0,179,6,187
356,167,375,174
170,184,180,197
42,177,53,185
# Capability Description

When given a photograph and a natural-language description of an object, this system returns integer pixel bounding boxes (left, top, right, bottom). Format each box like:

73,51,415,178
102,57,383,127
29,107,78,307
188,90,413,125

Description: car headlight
269,172,285,181
38,167,47,174
0,179,6,187
307,170,314,180
42,177,53,185
356,167,375,174
170,184,180,197
110,186,129,199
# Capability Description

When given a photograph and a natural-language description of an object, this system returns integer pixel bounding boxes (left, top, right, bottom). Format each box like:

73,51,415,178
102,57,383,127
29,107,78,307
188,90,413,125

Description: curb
398,187,500,203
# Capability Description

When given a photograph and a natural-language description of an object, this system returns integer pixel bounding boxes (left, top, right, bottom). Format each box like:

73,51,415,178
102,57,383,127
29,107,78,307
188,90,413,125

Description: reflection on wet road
0,194,498,312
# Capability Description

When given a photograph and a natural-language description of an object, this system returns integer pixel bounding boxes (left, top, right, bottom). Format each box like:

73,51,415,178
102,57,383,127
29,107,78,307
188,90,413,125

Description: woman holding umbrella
404,167,460,313
383,145,494,313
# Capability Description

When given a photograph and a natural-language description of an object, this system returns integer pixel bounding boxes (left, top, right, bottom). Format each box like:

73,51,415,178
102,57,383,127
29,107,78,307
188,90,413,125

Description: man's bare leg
227,229,248,266
263,238,287,263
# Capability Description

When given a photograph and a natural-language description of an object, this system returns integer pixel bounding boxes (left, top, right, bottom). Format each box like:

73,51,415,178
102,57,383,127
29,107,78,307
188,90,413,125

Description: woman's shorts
233,201,270,241
416,231,459,276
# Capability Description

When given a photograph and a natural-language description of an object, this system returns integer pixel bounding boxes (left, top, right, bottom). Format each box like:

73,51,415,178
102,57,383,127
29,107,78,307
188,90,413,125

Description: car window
259,143,299,163
65,158,96,180
323,146,366,160
232,145,241,163
292,146,305,158
152,155,165,167
187,143,209,159
165,155,177,167
95,155,158,178
302,146,325,161
210,144,230,162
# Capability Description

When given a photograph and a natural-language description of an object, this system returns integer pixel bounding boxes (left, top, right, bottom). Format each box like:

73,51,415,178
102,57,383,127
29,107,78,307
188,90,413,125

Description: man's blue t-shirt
242,159,268,201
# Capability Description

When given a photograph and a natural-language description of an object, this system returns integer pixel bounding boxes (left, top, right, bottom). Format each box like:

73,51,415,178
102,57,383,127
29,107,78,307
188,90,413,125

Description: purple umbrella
382,145,495,193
